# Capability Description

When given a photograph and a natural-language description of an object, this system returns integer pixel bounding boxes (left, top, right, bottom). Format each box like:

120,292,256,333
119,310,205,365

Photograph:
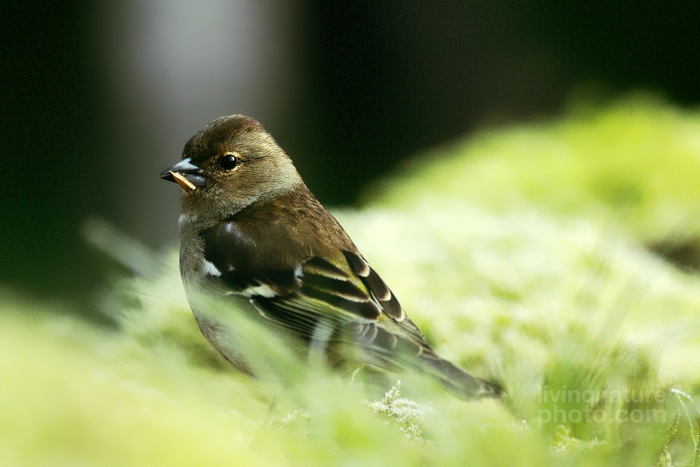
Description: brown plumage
160,115,503,400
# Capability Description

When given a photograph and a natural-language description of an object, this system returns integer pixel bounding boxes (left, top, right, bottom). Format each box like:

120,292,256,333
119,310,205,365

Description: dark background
1,1,699,310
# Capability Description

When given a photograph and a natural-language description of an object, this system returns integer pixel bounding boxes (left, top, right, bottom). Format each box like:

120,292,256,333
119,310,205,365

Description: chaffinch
160,115,502,400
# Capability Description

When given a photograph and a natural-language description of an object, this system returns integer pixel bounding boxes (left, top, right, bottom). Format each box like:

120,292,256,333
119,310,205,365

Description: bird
159,115,503,400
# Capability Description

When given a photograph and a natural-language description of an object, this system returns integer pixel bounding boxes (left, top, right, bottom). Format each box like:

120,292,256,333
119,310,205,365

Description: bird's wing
200,220,430,361
199,217,503,399
243,253,503,399
251,252,432,356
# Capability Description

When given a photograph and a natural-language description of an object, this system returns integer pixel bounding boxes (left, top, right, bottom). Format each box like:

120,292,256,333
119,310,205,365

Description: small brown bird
160,115,502,400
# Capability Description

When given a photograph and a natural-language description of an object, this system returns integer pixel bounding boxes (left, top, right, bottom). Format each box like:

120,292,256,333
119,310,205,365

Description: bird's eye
219,152,239,170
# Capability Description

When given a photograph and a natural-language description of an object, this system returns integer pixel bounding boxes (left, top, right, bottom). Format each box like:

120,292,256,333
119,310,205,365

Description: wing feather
200,217,431,367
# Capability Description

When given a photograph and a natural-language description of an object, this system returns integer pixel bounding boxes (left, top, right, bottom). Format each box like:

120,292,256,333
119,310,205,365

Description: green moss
368,94,700,246
4,96,700,465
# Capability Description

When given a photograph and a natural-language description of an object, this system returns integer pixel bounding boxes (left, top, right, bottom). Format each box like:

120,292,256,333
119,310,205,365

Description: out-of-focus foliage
3,96,700,465
369,95,700,246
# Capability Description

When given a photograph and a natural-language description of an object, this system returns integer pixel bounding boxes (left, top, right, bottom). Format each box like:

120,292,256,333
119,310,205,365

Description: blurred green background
3,3,700,465
1,1,699,308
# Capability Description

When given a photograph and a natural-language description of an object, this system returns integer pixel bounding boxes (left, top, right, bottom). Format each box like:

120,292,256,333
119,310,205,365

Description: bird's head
160,115,302,221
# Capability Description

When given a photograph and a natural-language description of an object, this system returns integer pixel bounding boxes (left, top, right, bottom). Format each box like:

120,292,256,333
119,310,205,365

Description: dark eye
219,152,239,170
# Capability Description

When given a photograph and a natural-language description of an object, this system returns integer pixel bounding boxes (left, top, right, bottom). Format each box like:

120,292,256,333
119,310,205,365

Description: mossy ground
3,95,700,466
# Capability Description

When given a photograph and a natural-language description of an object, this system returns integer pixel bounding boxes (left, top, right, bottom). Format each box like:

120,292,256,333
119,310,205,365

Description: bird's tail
420,352,504,400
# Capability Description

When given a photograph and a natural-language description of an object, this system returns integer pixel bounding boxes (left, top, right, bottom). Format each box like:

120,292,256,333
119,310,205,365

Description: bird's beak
159,158,206,194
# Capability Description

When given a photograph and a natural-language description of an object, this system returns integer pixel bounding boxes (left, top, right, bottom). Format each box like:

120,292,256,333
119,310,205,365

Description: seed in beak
170,171,197,194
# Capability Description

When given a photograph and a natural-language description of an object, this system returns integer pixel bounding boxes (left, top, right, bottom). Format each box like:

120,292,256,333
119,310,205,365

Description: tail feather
347,334,504,400
421,353,504,400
